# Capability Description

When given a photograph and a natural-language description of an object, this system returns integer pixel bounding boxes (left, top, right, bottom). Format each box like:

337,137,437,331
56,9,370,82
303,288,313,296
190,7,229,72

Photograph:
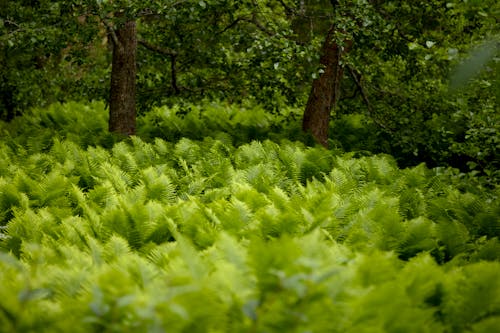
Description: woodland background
1,0,498,182
0,1,499,332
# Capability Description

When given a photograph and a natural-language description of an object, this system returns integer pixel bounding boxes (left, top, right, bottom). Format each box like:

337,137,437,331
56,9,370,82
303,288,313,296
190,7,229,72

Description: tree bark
109,20,137,136
302,25,350,147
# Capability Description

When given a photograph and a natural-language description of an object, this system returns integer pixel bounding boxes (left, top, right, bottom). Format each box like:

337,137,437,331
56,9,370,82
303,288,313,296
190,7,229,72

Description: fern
174,138,203,165
174,200,218,249
363,154,398,185
139,166,177,204
98,197,168,251
1,101,499,332
234,140,271,167
129,136,161,167
194,139,235,189
436,220,472,262
95,162,133,194
211,197,254,234
86,181,119,209
0,180,29,225
275,143,303,191
297,148,333,184
243,163,279,193
143,218,175,245
111,142,140,183
399,188,427,220
441,262,500,331
398,217,438,260
32,170,76,209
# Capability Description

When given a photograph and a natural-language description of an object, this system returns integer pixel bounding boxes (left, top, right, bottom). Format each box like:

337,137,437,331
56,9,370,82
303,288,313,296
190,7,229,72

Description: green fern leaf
140,167,177,204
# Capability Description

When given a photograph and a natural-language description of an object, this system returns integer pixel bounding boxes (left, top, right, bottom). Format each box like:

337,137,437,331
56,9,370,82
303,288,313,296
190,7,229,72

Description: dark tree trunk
302,25,350,147
109,20,137,136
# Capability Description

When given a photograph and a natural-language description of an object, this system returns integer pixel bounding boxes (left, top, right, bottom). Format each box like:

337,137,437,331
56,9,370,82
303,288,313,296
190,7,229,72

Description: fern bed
0,102,499,332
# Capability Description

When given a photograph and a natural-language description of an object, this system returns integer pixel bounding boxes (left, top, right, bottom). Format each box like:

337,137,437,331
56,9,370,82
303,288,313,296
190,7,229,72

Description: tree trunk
109,20,137,136
302,25,350,147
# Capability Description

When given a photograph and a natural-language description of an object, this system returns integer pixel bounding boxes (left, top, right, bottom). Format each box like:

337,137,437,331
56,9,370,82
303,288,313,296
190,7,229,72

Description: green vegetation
1,102,499,332
0,0,499,331
2,0,499,173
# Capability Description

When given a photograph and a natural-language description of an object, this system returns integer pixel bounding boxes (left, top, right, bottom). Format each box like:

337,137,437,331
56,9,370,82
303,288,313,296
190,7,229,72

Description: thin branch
135,1,189,17
347,65,391,131
101,19,120,48
171,54,179,94
247,15,275,36
214,13,276,37
277,0,295,15
138,39,180,94
138,39,177,56
4,19,25,35
216,16,244,35
4,19,20,28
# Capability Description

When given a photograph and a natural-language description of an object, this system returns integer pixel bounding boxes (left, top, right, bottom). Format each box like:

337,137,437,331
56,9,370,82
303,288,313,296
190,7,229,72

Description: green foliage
1,0,497,188
336,0,499,183
0,101,499,331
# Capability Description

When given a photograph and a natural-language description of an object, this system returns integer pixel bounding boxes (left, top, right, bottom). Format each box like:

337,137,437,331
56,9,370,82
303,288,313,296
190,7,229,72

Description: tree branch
101,19,120,49
138,39,180,94
171,54,179,94
214,13,276,37
216,17,245,35
347,65,391,131
138,39,177,56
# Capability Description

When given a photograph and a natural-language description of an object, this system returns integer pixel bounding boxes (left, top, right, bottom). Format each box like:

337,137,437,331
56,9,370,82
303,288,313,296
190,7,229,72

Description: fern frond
277,144,302,183
0,180,29,225
111,141,140,181
194,140,235,189
140,167,177,204
5,208,58,244
86,181,119,209
0,143,15,176
405,162,432,188
435,220,471,260
32,170,76,209
129,136,159,166
234,141,268,167
232,182,271,211
174,138,202,165
243,163,279,193
174,200,218,249
363,155,398,185
398,217,438,260
103,235,131,262
399,188,427,220
95,162,133,194
144,218,175,245
153,137,173,158
441,261,500,331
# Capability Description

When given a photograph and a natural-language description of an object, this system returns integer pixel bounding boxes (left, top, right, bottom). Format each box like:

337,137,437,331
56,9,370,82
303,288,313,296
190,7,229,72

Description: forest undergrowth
0,101,499,332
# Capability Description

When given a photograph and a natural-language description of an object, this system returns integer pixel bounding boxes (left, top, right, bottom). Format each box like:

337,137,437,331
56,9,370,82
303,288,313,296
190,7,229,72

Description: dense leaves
0,102,499,331
1,0,498,177
1,1,499,330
